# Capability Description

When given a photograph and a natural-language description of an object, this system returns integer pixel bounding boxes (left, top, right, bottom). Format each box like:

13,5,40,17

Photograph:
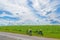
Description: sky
0,0,60,25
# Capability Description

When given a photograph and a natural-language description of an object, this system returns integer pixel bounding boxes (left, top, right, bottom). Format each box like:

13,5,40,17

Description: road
0,32,59,40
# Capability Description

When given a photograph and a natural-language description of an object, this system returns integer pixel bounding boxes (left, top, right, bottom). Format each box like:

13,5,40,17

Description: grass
0,25,60,39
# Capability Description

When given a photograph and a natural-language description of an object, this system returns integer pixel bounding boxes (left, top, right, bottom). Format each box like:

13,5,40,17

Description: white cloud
0,0,60,25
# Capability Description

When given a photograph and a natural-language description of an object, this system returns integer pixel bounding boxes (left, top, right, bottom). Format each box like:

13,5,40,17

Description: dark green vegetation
0,25,60,39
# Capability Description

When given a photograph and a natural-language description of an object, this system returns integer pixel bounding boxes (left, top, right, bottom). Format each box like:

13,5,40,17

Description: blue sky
0,0,60,25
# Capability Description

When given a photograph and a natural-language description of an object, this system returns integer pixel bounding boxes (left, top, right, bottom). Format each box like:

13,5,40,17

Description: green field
0,25,60,39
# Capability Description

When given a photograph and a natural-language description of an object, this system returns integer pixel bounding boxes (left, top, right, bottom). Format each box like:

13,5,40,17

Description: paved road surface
0,35,17,40
0,32,59,40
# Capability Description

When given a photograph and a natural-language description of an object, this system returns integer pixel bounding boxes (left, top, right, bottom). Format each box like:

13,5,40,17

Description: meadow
0,25,60,39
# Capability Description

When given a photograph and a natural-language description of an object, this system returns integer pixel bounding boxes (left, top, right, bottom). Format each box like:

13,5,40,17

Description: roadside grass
0,25,60,39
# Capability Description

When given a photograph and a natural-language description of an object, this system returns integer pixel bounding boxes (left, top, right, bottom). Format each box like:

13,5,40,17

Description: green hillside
0,25,60,39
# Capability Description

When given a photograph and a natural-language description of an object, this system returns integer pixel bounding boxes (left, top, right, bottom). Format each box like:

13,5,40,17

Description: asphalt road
0,35,17,40
0,32,59,40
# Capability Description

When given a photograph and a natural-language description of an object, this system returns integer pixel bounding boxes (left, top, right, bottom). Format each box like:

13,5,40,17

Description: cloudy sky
0,0,60,25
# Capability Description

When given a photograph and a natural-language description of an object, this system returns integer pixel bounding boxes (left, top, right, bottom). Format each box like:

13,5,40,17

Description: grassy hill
0,25,60,39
